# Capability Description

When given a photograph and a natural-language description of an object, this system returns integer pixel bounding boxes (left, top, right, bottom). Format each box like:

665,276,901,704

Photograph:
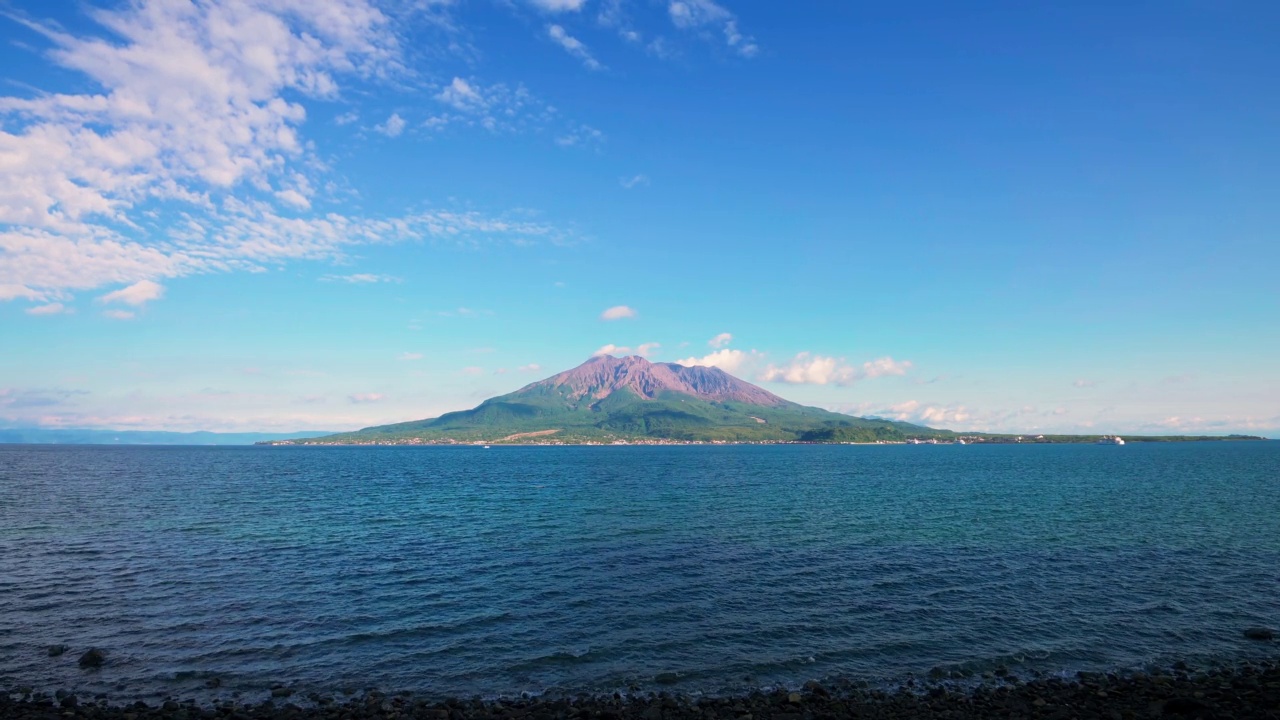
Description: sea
1,442,1277,702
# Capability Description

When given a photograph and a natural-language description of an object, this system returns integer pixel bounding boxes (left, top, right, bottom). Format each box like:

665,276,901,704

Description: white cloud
435,77,487,112
398,352,423,361
334,111,359,125
461,366,484,376
758,353,912,386
0,2,580,307
348,393,385,403
376,112,407,137
872,400,973,427
547,25,605,70
667,0,757,56
0,0,398,234
595,341,658,357
620,174,649,189
25,302,69,315
600,305,637,320
102,309,135,320
861,356,913,378
274,188,311,209
0,4,566,307
708,332,732,348
675,348,761,374
0,284,43,301
528,0,588,11
98,279,164,306
518,363,542,372
1073,379,1097,388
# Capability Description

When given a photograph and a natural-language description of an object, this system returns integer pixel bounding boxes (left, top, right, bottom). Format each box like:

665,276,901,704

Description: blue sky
1,0,1277,435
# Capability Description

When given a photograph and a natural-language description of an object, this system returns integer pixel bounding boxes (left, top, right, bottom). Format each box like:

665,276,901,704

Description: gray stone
47,644,68,657
1243,627,1274,641
78,648,106,668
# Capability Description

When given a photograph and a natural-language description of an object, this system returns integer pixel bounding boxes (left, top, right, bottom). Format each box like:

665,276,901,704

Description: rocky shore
6,659,1280,720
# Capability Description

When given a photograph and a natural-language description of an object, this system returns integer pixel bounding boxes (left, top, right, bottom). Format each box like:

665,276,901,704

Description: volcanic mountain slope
313,354,946,443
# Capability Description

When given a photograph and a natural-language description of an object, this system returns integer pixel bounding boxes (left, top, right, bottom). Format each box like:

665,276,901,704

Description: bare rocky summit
522,355,790,407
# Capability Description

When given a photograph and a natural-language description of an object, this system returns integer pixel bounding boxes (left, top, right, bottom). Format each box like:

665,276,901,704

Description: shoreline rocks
76,649,105,669
4,658,1280,720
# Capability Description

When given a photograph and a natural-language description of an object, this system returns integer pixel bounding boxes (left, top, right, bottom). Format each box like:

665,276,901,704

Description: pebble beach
7,658,1280,720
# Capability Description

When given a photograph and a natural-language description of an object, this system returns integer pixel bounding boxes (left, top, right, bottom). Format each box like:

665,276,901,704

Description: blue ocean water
1,443,1277,702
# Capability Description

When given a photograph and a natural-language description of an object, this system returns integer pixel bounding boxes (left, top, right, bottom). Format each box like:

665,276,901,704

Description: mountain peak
521,354,790,407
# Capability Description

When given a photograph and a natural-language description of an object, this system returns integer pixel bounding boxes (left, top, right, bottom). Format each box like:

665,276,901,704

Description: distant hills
13,357,1263,447
291,354,946,445
0,429,333,446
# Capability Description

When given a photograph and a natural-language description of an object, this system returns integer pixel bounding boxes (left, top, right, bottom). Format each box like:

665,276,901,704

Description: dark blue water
1,443,1277,701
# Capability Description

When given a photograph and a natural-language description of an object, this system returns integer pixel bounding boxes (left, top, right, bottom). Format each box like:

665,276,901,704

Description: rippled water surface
1,443,1277,700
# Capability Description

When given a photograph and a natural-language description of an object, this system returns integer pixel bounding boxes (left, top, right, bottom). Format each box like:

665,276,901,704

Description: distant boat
1097,436,1125,445
483,445,491,449
956,438,966,445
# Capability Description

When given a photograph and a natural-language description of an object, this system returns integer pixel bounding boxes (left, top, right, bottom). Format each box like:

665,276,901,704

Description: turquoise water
1,443,1277,701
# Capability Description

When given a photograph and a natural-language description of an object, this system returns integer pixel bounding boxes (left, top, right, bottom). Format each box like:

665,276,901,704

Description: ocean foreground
2,443,1277,709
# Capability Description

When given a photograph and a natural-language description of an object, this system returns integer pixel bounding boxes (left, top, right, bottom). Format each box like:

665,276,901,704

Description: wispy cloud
320,273,401,284
398,352,423,361
620,174,649,189
98,280,164,307
518,363,542,373
102,309,135,320
528,0,588,11
556,123,605,148
25,302,69,316
1073,379,1097,388
0,387,89,409
547,25,605,70
708,332,732,348
438,307,493,318
429,77,555,134
667,0,758,56
600,305,637,320
759,353,912,386
348,393,385,404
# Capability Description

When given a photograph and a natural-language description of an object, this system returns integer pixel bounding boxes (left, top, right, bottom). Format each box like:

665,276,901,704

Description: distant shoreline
258,435,1271,447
